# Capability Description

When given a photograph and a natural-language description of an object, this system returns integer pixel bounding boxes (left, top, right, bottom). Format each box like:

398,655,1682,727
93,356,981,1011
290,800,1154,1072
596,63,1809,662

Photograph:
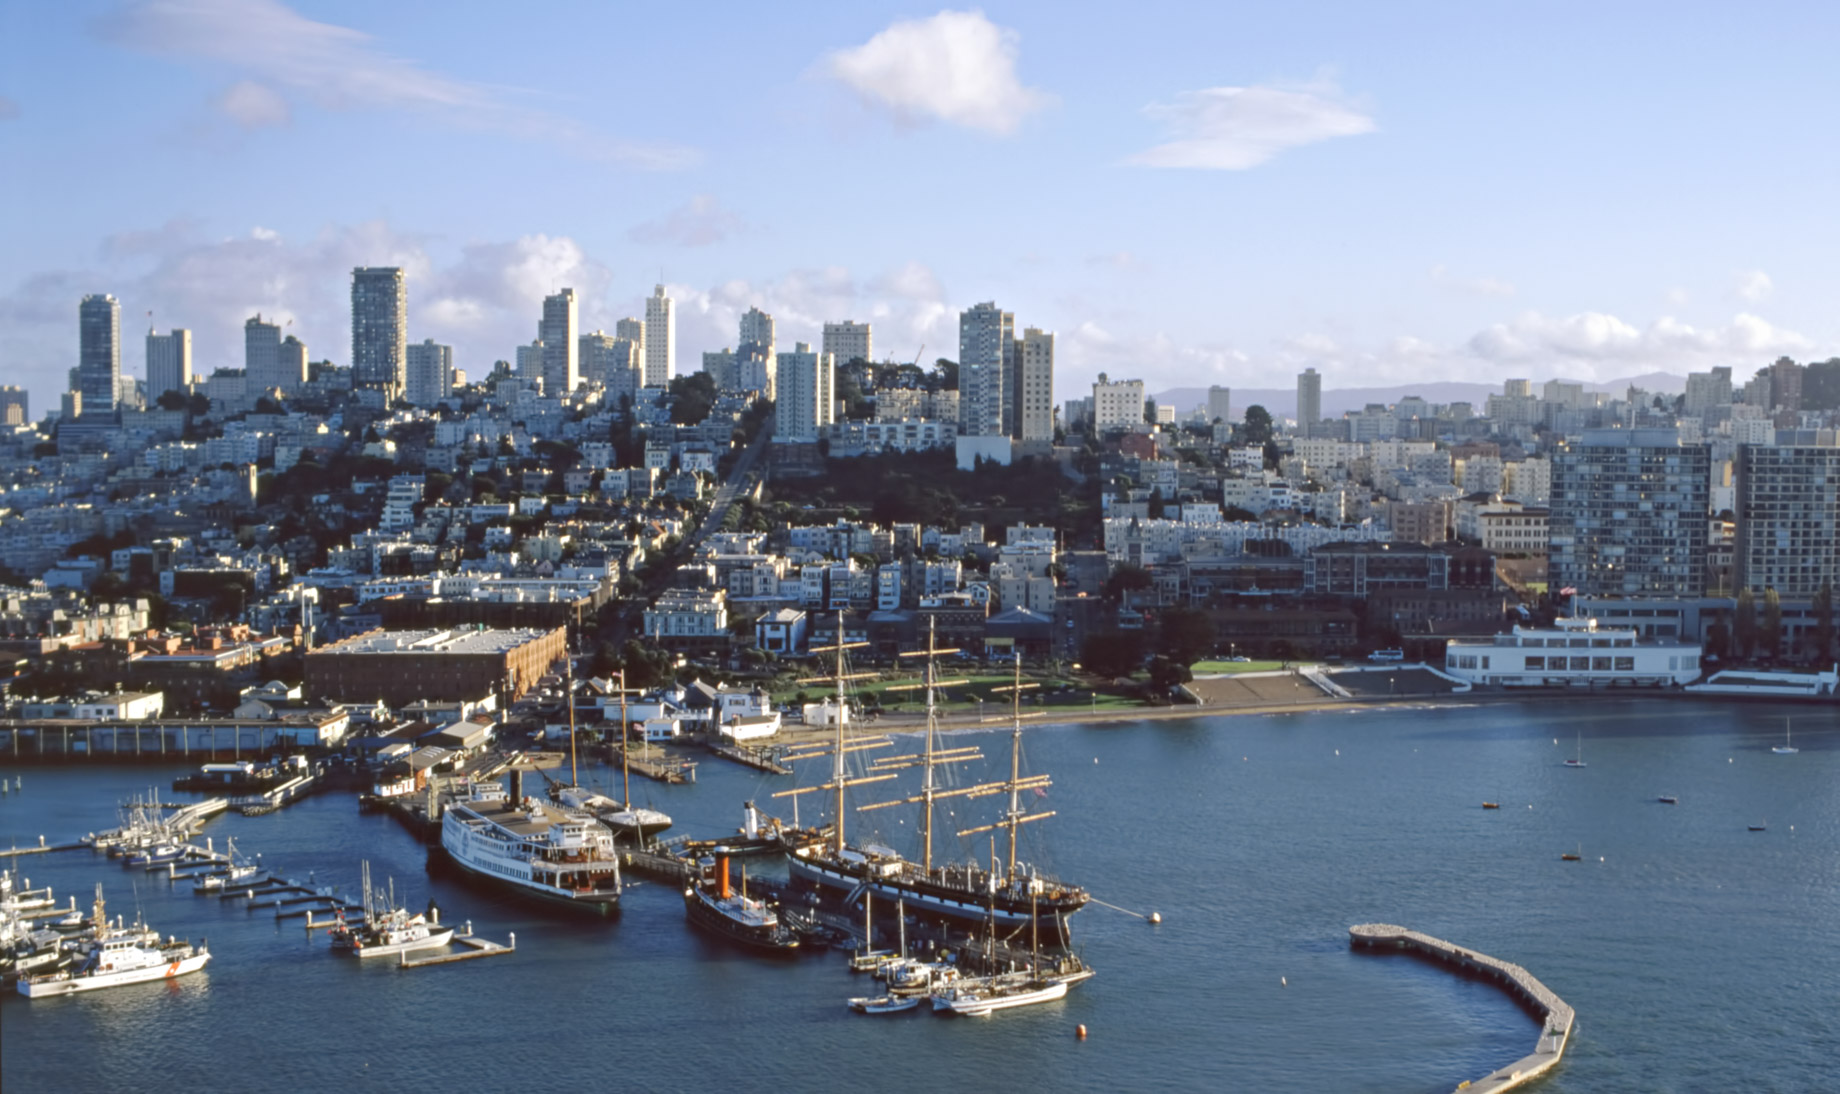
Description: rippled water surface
3,698,1835,1093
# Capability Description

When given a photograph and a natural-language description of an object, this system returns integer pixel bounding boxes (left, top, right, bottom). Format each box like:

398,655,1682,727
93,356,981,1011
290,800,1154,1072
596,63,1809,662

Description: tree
1156,606,1216,667
1241,405,1274,446
1104,564,1153,601
1734,587,1757,659
156,390,189,411
1147,655,1192,690
1813,582,1834,664
668,372,717,425
1761,586,1783,658
1081,631,1148,678
1143,397,1159,425
1146,488,1166,520
928,358,958,391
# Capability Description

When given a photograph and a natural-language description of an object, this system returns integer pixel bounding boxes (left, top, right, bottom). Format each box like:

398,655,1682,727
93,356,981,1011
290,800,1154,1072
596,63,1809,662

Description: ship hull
786,854,1084,942
428,843,621,916
18,951,210,997
682,889,801,954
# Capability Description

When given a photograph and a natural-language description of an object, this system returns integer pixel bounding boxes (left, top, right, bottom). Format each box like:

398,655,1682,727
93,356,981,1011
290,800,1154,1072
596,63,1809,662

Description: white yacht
440,782,622,913
930,973,1068,1016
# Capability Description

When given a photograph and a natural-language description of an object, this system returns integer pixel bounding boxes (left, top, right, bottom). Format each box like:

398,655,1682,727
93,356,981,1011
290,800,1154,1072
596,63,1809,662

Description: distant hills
1154,372,1689,420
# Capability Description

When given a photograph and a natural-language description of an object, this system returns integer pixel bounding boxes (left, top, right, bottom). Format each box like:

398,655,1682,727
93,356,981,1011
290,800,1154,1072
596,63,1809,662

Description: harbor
3,697,1836,1092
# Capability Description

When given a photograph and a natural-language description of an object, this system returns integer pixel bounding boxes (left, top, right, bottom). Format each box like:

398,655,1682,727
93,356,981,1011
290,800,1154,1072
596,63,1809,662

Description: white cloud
1465,310,1810,371
213,80,290,128
627,196,747,248
822,10,1053,134
1127,78,1375,170
1430,264,1515,298
99,0,695,168
670,263,956,365
1086,251,1148,272
1733,269,1773,302
0,96,19,121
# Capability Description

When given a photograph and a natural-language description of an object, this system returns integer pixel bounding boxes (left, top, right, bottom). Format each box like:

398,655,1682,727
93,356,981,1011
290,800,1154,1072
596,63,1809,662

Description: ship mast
921,618,939,871
958,652,1051,874
773,610,894,851
565,648,579,787
862,621,981,866
618,669,631,810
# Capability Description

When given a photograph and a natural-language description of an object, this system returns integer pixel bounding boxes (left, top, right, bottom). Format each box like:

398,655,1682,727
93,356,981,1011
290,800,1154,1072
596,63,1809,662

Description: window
1525,656,1545,670
1614,657,1634,671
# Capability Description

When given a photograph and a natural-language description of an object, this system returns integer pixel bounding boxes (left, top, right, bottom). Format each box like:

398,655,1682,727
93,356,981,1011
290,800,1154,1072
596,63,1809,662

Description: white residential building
958,301,1011,437
644,285,675,388
1091,373,1145,431
774,342,834,443
1016,327,1055,442
146,328,192,399
405,339,454,407
822,320,872,367
540,288,579,397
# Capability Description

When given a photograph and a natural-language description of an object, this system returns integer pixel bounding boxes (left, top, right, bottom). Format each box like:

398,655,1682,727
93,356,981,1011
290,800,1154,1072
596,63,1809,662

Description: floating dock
398,925,516,968
1349,923,1575,1092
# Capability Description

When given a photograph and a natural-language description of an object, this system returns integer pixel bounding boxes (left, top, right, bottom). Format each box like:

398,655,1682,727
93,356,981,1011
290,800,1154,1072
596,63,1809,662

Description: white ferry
439,782,622,913
17,908,209,998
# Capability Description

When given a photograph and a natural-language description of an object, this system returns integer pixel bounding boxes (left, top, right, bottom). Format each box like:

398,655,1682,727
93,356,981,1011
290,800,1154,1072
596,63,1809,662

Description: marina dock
398,925,516,968
606,744,694,784
230,772,318,816
1349,923,1575,1092
700,738,793,776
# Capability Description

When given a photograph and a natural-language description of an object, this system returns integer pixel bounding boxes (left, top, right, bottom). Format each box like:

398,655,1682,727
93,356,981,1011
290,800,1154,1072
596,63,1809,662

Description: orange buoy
1076,1024,1088,1040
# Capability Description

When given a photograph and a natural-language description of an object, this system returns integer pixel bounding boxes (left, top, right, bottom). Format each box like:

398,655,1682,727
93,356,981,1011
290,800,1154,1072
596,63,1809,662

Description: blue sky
3,1,1837,412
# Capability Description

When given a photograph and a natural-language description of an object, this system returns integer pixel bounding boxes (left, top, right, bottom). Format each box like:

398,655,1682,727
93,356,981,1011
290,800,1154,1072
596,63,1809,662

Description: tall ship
779,620,1088,942
548,663,673,843
439,773,622,914
16,889,210,998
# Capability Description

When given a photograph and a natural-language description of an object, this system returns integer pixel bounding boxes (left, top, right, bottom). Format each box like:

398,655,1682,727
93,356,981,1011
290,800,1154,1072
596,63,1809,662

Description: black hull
787,854,1085,944
682,888,801,954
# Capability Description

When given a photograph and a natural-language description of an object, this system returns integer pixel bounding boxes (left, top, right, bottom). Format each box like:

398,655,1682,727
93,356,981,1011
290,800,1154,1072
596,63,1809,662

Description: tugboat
682,853,800,953
16,889,209,998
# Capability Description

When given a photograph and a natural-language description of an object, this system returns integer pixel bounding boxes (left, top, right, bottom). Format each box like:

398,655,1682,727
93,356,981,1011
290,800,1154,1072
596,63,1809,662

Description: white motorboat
849,993,922,1014
930,974,1068,1016
329,862,453,958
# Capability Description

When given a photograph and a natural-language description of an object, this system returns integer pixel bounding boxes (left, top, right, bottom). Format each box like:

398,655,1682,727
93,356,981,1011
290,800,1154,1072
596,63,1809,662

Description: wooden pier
700,738,793,776
1349,923,1575,1093
399,924,516,968
607,745,694,784
620,847,696,884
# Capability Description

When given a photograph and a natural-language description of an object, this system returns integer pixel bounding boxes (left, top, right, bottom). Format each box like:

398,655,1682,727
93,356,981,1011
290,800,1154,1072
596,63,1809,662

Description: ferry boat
780,631,1088,942
439,780,622,914
682,854,800,953
16,892,208,998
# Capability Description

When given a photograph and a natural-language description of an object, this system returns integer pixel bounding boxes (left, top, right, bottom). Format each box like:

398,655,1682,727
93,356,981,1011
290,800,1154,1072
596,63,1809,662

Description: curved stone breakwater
1349,923,1575,1092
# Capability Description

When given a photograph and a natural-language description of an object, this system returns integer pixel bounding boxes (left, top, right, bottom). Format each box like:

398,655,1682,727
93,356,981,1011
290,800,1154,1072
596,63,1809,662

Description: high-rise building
1550,428,1710,597
516,341,545,386
702,349,737,391
822,320,872,367
958,301,1012,437
1091,372,1145,431
78,293,121,417
1208,385,1232,424
774,342,834,443
540,288,579,397
405,339,454,407
277,335,308,393
644,285,674,388
1683,367,1733,416
146,328,192,400
351,267,407,394
581,329,637,389
1768,357,1804,412
1015,327,1055,442
1296,367,1321,438
0,386,27,426
244,314,282,395
1734,440,1840,597
736,306,776,398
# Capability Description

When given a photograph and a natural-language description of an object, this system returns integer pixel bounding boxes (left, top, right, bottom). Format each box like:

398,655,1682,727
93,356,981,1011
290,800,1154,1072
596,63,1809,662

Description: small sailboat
1657,794,1678,805
1562,730,1586,768
1772,718,1799,755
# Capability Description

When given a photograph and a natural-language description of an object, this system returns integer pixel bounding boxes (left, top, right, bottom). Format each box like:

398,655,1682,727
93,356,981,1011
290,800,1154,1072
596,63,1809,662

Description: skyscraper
78,293,121,418
736,306,776,397
245,314,282,395
774,342,834,443
516,341,545,384
540,288,579,397
1016,327,1055,442
822,320,872,367
277,335,308,393
958,301,1012,437
1296,367,1321,438
644,285,674,388
1208,385,1232,424
405,339,455,406
1550,428,1709,596
1733,440,1840,597
146,328,192,400
351,267,407,394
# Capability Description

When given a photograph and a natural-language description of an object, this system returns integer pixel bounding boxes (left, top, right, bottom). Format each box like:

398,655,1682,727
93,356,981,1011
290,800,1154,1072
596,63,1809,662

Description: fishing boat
329,862,453,958
438,773,622,914
16,890,208,998
780,625,1088,942
1482,801,1500,809
931,974,1069,1016
193,839,264,893
1563,730,1586,768
682,853,800,953
1772,718,1799,755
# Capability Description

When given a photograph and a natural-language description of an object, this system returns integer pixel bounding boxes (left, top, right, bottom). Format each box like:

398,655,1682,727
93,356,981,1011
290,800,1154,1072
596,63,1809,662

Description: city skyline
4,2,1839,411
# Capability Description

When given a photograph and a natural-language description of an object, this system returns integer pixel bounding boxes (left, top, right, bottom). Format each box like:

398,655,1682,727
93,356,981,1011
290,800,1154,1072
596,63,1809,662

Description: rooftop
314,626,557,657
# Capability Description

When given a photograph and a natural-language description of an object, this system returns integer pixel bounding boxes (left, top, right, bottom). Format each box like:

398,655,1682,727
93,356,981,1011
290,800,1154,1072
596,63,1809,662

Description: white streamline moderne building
1443,617,1702,688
